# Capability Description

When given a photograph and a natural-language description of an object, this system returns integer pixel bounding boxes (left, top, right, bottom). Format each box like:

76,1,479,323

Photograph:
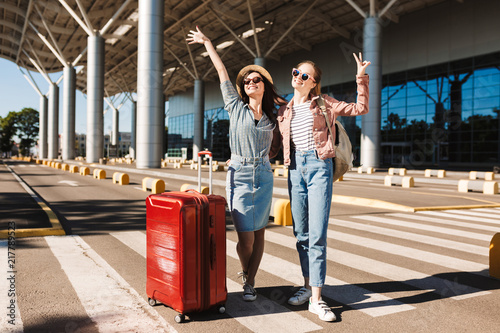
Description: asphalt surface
1,158,500,333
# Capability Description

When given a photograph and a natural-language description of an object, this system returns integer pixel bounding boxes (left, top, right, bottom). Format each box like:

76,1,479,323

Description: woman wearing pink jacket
272,53,370,322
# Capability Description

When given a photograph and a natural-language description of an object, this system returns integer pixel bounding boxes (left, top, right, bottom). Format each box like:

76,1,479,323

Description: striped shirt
290,101,315,151
220,80,276,158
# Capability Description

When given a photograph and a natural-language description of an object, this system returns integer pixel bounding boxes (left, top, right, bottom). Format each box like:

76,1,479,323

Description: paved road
1,160,500,332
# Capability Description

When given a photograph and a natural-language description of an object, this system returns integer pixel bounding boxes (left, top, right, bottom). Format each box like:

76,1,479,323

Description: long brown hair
239,71,287,123
296,60,322,96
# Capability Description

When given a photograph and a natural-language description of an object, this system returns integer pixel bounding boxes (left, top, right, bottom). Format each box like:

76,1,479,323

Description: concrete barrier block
271,198,293,226
61,163,69,171
470,171,495,181
385,175,414,188
93,169,106,180
173,162,182,169
79,166,90,176
69,165,79,173
161,161,168,168
112,172,129,185
212,164,224,172
388,168,407,176
459,179,498,194
358,166,374,174
180,183,209,194
54,162,62,169
142,177,165,194
490,233,500,279
483,181,498,195
336,175,343,182
274,167,288,177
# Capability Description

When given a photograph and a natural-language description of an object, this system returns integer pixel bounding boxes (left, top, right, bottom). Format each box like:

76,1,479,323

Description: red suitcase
146,151,227,323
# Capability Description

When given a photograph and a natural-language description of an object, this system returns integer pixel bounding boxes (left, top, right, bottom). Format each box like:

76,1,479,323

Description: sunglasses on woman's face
292,68,316,82
243,77,263,85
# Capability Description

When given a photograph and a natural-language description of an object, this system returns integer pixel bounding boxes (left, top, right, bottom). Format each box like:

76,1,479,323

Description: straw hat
235,64,273,97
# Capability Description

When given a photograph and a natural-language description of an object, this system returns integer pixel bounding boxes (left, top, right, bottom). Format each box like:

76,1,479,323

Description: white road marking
416,210,500,225
446,209,500,219
326,229,488,273
58,180,79,187
112,231,322,330
330,218,488,256
354,215,491,241
227,239,415,317
45,235,177,333
390,212,500,232
264,230,490,300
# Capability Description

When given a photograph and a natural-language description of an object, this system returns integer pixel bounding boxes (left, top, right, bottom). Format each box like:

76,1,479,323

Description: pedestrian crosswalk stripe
389,213,499,233
475,208,500,214
227,239,415,317
0,241,24,333
225,279,323,333
446,209,500,220
265,230,490,300
326,229,488,273
417,210,500,225
45,236,177,333
111,231,322,330
354,215,491,241
330,218,488,256
111,231,146,257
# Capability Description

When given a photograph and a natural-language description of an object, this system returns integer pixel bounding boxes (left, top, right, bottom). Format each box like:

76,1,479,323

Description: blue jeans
288,150,333,287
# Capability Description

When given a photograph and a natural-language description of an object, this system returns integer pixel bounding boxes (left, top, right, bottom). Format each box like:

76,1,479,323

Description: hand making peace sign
353,52,371,76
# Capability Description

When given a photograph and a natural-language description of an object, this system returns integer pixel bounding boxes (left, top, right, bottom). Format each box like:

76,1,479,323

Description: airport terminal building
1,0,499,170
167,0,500,170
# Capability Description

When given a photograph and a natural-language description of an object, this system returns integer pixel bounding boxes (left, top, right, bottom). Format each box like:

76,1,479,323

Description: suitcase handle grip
210,234,216,270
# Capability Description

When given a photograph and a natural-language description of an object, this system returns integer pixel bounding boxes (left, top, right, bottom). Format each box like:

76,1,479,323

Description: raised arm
187,26,230,83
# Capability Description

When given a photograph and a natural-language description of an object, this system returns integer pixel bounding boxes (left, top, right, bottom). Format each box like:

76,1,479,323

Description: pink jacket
273,75,369,166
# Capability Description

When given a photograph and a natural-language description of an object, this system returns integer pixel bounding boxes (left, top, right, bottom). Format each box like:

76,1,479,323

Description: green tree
16,108,39,156
0,111,18,155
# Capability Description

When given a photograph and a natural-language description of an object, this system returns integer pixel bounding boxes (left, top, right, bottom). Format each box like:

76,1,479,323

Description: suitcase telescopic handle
197,150,213,194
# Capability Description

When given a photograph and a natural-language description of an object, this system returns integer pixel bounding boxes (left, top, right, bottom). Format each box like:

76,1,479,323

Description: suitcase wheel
174,314,185,323
148,298,157,307
218,305,226,314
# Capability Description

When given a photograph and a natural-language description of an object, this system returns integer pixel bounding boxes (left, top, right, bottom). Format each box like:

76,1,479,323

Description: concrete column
361,16,382,168
47,83,59,159
254,57,266,68
130,101,136,159
112,108,119,145
39,95,48,159
192,79,204,158
86,34,105,163
62,65,76,160
137,0,164,169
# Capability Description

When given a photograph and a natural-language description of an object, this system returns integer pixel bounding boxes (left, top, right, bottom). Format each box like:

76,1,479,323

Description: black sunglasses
292,68,316,82
243,77,263,85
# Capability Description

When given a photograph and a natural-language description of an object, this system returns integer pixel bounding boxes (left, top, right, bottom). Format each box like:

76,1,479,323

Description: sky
0,57,136,137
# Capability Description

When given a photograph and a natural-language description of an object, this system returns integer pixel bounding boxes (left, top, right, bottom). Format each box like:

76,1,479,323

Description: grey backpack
316,95,354,182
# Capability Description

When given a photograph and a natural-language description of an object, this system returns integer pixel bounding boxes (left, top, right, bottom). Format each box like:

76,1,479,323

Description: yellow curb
0,163,66,239
332,195,415,212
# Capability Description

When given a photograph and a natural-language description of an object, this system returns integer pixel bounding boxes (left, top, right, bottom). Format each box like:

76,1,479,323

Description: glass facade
323,52,500,169
167,52,500,169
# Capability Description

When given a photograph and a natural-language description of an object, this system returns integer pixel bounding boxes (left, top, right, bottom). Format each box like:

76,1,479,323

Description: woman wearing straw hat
187,26,287,302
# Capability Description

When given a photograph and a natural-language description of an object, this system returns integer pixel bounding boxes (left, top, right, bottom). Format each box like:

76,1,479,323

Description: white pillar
62,65,76,160
361,16,382,168
192,79,204,159
39,95,48,158
136,0,164,168
47,83,59,159
86,34,105,163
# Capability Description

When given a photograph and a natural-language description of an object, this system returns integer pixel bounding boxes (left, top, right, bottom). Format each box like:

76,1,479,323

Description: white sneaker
308,298,336,322
242,283,257,302
288,287,312,306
